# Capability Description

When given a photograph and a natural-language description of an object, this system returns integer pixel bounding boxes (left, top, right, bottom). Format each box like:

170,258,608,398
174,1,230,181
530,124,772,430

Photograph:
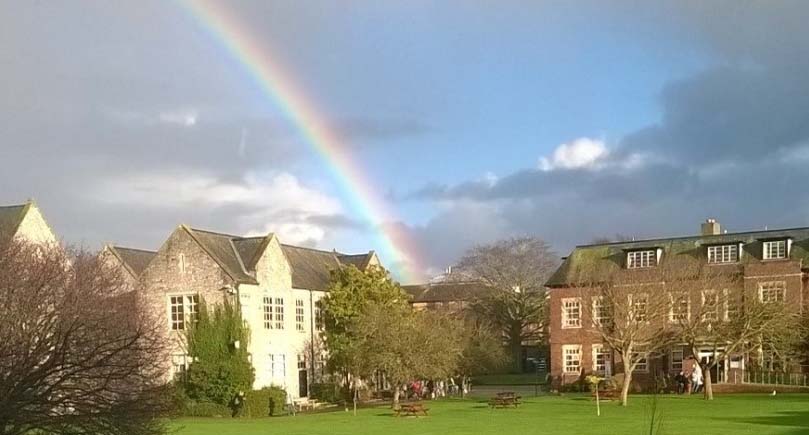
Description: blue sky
2,1,809,282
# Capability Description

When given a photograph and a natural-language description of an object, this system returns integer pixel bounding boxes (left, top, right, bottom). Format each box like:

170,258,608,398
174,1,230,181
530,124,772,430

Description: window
562,345,582,374
763,240,787,260
178,253,187,273
627,250,656,269
297,354,307,370
169,294,199,330
708,244,738,263
269,354,286,384
171,354,190,379
295,299,305,332
633,352,648,372
701,289,721,321
592,297,612,326
630,294,648,322
592,345,611,375
263,297,285,329
669,292,689,322
274,298,285,329
759,281,786,303
562,298,581,329
670,349,684,371
314,306,324,331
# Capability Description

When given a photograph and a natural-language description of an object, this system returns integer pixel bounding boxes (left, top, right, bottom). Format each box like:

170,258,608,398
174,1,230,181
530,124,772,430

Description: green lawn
172,394,809,435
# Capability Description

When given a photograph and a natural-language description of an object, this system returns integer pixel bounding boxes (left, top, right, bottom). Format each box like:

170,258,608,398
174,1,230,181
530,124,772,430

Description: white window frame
707,244,738,264
701,289,725,321
168,294,199,331
592,297,611,327
629,293,649,322
295,299,305,332
561,298,582,329
759,281,786,303
763,240,787,260
171,353,190,378
668,292,690,322
670,349,684,371
562,345,582,374
269,354,286,385
627,250,657,269
263,297,273,329
592,344,611,375
633,351,649,372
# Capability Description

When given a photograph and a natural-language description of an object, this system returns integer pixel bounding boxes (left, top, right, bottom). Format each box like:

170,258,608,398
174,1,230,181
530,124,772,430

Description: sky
2,1,809,283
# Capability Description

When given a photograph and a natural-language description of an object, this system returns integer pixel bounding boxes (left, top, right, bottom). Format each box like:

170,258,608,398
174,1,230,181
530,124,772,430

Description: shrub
239,387,288,417
310,382,342,403
183,401,232,417
184,299,255,406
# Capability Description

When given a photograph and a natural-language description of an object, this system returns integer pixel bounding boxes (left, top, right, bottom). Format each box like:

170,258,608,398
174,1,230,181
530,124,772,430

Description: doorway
698,349,726,383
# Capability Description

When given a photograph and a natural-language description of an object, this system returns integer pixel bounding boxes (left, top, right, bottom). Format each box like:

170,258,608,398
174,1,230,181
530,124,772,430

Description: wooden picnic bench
489,392,522,408
395,402,429,417
591,389,619,401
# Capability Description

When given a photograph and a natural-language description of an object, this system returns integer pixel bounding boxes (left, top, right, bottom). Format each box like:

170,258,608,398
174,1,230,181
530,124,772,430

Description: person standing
692,362,704,394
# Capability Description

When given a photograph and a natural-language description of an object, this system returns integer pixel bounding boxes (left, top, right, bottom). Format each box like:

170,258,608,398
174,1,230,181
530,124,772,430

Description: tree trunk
509,329,523,373
620,371,633,407
703,364,714,400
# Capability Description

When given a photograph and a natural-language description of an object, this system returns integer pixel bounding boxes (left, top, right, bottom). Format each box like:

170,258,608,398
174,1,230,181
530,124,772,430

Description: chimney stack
701,218,721,236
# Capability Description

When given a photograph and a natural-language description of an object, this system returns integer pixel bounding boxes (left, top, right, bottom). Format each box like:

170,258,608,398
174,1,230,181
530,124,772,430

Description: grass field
172,393,809,435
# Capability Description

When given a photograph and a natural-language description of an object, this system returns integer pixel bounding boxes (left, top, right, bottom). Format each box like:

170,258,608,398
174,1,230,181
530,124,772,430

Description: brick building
546,220,809,390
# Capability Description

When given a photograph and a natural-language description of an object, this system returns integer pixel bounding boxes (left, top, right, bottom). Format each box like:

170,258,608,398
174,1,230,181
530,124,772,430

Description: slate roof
546,226,809,287
108,246,157,278
403,281,491,303
184,227,263,285
279,245,375,291
0,203,29,244
182,226,375,290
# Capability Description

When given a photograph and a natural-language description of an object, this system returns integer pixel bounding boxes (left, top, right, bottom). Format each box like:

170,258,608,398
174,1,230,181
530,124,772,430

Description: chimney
701,218,721,236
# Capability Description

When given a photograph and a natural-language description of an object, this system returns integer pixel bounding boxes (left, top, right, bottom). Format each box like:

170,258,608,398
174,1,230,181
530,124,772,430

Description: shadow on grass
713,410,809,435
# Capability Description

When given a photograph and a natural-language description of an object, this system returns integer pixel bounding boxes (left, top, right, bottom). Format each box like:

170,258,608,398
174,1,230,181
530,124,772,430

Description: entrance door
698,349,726,383
298,370,308,398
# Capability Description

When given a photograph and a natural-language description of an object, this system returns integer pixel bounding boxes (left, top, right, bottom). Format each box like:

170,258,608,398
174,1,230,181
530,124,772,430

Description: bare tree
0,241,170,435
577,263,676,406
665,259,800,400
455,237,560,372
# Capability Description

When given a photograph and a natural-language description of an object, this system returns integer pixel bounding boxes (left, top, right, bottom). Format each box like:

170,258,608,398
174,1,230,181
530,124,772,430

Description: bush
238,387,288,417
183,401,232,417
310,382,341,403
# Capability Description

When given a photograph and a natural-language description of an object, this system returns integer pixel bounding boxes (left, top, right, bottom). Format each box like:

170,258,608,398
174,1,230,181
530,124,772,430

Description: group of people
406,377,465,400
674,357,704,394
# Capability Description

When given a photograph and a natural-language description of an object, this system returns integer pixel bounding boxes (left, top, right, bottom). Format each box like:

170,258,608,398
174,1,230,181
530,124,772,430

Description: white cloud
539,137,609,171
159,109,197,127
92,171,343,245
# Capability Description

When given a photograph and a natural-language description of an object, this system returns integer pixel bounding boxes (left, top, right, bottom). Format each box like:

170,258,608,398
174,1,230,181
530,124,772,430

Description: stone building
0,200,57,246
108,224,380,399
403,281,490,311
546,219,809,390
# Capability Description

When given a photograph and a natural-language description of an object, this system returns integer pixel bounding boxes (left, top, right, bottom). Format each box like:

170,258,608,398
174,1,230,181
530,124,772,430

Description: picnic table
489,392,522,408
395,402,429,417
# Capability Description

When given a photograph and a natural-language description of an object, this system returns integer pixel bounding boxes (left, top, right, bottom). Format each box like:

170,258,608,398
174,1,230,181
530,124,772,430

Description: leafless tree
0,241,170,435
454,237,560,371
577,262,677,406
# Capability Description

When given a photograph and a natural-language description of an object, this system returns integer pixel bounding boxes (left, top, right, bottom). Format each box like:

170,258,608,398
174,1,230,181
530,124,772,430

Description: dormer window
763,240,787,260
707,244,739,264
627,250,657,269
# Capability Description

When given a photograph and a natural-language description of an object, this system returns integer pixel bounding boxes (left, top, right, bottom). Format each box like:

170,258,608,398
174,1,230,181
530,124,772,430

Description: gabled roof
546,225,809,287
107,245,157,278
183,226,267,285
402,281,491,303
0,203,30,244
280,244,376,291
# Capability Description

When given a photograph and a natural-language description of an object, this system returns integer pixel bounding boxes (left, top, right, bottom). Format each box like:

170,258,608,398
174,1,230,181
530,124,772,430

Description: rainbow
176,0,422,283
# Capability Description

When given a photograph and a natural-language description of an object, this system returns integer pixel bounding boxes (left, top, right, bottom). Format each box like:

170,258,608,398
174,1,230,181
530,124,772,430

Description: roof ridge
281,243,370,257
111,245,157,254
576,225,809,249
187,227,243,238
